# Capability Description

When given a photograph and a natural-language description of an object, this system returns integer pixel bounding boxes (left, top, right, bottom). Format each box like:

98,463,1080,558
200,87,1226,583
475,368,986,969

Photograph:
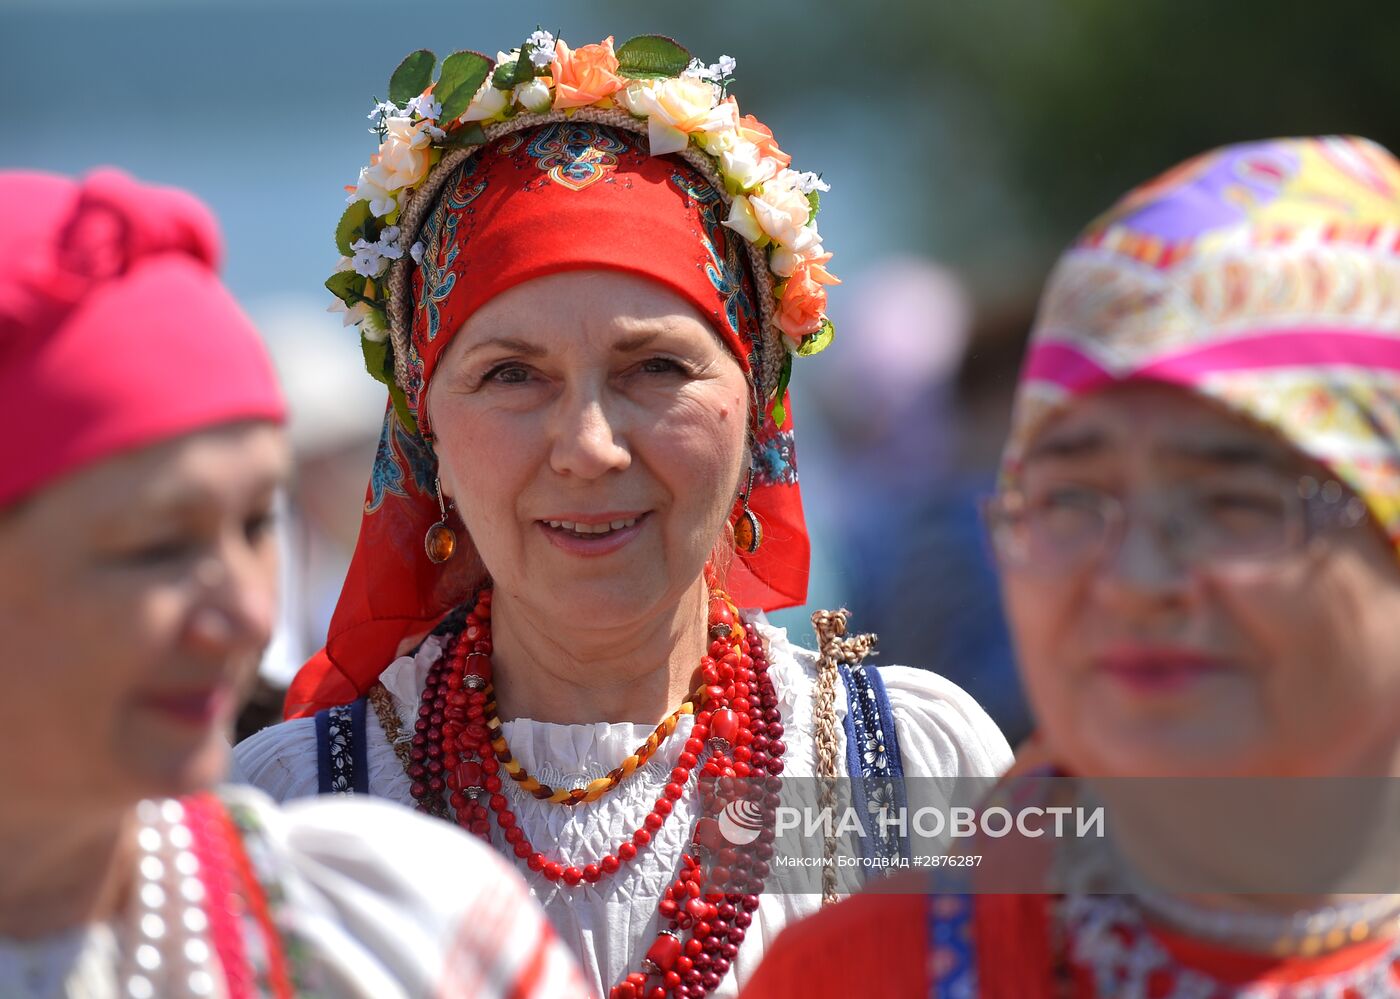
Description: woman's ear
732,447,753,505
428,439,455,504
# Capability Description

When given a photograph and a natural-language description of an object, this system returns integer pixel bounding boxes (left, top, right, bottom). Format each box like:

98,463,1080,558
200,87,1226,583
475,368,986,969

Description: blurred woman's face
427,269,750,632
0,422,288,810
1000,383,1400,777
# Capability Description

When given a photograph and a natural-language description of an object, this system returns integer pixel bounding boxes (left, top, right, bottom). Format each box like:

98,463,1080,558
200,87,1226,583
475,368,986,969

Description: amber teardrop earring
734,466,762,554
424,477,458,564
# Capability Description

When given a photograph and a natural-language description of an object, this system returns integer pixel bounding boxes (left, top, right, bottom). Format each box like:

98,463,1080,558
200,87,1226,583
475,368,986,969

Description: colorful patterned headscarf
286,123,809,718
1004,136,1400,555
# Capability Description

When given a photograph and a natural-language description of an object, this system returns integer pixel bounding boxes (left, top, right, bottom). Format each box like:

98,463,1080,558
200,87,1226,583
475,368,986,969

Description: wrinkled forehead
432,269,736,368
1017,381,1309,482
1,421,288,543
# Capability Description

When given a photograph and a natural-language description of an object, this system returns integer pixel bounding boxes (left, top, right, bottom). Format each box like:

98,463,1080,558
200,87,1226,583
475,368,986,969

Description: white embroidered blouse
234,614,1013,998
0,786,589,999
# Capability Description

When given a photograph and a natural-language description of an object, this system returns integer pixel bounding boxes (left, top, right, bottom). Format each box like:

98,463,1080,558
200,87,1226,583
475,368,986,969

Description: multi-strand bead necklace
399,587,785,999
119,795,292,999
1066,894,1400,998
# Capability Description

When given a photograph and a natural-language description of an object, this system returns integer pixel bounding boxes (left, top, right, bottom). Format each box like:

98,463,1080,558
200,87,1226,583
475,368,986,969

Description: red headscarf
0,169,285,507
286,123,809,718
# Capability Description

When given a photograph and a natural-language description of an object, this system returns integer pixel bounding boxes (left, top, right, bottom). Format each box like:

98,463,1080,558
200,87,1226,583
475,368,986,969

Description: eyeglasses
983,475,1369,575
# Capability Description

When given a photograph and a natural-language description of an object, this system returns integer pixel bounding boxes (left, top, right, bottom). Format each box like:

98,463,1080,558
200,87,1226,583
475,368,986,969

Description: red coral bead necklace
405,586,785,999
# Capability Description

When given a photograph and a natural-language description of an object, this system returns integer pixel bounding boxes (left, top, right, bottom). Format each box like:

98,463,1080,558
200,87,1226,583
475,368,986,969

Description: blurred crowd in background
9,0,1400,745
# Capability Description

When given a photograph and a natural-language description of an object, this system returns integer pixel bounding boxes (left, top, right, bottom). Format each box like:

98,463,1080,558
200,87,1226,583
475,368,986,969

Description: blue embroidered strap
314,697,369,795
838,662,911,864
926,891,978,999
313,706,334,793
350,696,369,791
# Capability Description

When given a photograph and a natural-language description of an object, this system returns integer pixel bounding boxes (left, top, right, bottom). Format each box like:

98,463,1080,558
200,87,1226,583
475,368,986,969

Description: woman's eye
637,357,686,376
1198,490,1288,521
1032,486,1100,512
114,538,198,566
244,510,276,544
483,363,532,385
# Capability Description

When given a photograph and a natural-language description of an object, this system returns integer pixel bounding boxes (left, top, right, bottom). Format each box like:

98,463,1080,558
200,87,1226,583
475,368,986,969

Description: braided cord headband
326,33,837,433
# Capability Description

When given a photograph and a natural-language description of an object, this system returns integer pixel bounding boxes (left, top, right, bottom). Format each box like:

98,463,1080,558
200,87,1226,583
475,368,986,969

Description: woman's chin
506,554,701,630
1054,679,1271,777
1072,724,1272,779
527,584,672,632
120,732,230,801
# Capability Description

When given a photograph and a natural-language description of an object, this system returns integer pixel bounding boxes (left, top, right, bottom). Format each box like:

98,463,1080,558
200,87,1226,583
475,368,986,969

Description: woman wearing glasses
740,135,1400,997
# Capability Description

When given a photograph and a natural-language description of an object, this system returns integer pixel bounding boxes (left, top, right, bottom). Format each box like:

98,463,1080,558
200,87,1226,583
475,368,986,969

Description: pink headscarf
0,168,285,506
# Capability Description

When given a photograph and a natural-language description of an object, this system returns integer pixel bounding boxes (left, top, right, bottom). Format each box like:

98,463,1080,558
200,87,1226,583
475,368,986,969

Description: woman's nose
1092,513,1197,618
548,391,631,479
186,534,278,655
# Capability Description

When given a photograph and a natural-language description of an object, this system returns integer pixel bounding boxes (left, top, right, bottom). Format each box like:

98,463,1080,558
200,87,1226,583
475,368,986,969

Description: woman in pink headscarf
0,168,588,998
742,135,1400,997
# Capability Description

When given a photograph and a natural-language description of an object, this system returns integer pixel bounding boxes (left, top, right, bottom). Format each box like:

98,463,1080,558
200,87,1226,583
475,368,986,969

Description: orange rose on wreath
776,255,839,343
551,36,624,109
737,112,792,168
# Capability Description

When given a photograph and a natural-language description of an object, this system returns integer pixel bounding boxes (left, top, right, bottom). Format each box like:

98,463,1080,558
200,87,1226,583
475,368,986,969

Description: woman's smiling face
0,421,288,810
426,269,751,631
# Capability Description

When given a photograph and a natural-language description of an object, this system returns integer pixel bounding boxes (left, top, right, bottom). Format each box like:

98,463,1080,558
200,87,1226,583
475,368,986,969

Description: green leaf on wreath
436,50,494,126
441,123,488,149
389,385,418,434
770,352,794,425
806,190,821,220
492,59,519,90
361,332,418,434
616,35,692,79
335,200,375,257
325,270,367,306
389,49,437,105
497,52,537,90
361,330,391,387
515,44,552,81
797,318,835,357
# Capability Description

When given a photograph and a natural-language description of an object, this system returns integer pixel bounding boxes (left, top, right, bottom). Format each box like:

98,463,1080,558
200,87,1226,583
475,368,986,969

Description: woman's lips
537,511,650,557
137,686,231,726
1094,647,1230,694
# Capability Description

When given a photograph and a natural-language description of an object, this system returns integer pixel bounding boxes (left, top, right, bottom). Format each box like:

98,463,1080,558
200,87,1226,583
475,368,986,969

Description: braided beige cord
810,608,877,906
385,106,787,403
369,682,449,819
810,612,841,905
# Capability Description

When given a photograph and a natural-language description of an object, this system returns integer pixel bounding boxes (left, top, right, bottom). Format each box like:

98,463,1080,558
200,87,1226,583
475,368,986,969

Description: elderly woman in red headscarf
234,32,1012,999
0,168,590,998
740,135,1400,998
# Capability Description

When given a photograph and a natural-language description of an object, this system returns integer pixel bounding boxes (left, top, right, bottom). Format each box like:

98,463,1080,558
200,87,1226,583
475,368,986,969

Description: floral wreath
326,32,836,432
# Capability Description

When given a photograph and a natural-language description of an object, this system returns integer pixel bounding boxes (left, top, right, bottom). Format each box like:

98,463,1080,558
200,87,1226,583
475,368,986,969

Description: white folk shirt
0,787,589,998
235,614,1013,998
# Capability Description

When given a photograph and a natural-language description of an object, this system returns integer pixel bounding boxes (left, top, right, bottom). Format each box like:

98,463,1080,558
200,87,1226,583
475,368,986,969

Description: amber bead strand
406,587,785,998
